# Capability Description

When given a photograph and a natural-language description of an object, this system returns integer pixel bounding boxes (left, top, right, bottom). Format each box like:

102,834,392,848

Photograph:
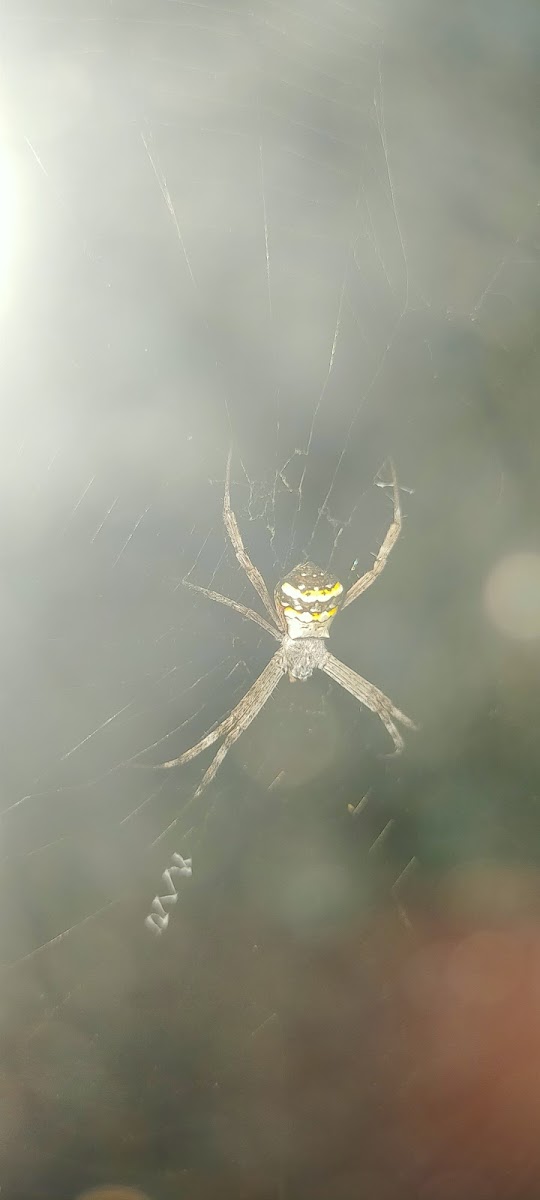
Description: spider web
0,0,538,1192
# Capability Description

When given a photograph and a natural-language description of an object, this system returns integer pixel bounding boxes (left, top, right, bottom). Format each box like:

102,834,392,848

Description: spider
144,450,416,798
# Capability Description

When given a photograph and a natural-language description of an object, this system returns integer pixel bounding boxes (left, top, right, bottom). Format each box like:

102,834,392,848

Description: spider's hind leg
342,459,402,610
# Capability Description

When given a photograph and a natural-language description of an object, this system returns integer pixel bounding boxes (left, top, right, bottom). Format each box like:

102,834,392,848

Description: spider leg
342,459,401,609
321,651,416,754
192,650,285,797
139,650,285,774
143,654,285,935
184,580,280,641
224,448,286,631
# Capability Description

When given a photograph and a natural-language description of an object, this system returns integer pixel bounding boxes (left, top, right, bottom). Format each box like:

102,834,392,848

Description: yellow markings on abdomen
280,580,343,603
282,605,339,622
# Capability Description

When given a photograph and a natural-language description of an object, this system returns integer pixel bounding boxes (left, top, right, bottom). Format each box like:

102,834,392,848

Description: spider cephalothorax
275,562,344,640
144,450,416,933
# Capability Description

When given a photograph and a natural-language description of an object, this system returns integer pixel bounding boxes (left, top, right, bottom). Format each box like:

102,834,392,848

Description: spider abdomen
283,636,327,682
275,562,343,640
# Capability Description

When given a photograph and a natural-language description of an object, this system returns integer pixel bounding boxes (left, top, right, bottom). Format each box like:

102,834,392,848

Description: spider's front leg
132,650,286,781
191,650,285,797
322,651,416,754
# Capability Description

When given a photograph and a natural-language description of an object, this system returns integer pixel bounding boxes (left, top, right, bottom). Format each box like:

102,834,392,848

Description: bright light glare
0,146,19,313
